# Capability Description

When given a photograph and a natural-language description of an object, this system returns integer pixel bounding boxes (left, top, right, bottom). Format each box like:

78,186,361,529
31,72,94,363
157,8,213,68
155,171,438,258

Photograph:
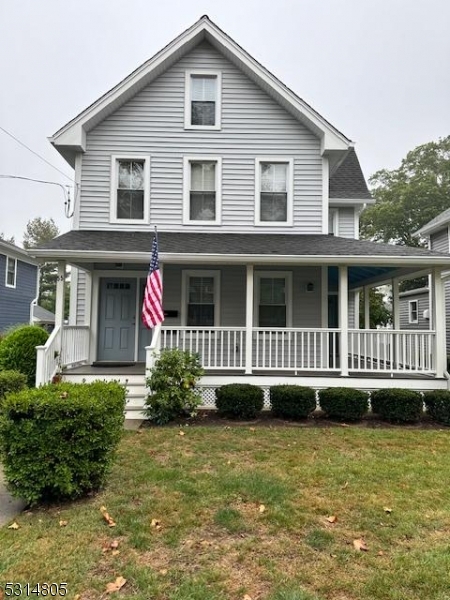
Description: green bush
423,390,450,425
370,388,423,423
0,370,27,403
145,348,204,425
215,383,264,419
0,381,126,504
270,385,316,419
0,325,49,386
318,387,369,421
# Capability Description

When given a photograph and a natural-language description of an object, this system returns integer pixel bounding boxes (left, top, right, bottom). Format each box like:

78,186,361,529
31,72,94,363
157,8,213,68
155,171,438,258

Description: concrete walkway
0,465,26,527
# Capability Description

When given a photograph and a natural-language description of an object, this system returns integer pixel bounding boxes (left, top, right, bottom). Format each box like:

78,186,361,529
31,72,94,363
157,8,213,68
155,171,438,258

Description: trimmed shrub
0,370,27,403
270,385,316,419
215,383,264,419
370,388,423,423
424,390,450,426
0,381,126,505
0,325,49,386
145,348,204,425
318,387,369,421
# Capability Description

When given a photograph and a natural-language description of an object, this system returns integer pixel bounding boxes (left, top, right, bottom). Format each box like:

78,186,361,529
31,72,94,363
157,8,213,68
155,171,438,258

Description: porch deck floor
65,362,438,380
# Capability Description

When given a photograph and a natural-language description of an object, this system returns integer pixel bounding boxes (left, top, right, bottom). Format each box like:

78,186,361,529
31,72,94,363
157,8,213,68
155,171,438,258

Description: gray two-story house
30,16,450,413
0,239,38,332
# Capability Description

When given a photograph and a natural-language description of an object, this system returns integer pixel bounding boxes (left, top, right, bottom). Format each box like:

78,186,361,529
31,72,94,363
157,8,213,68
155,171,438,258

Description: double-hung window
255,272,292,328
255,158,293,226
110,156,150,223
5,256,17,288
182,270,220,327
185,70,221,129
183,157,222,224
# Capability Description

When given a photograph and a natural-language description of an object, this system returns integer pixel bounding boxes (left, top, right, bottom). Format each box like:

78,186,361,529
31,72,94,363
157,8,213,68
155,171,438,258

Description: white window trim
182,156,222,225
109,155,150,225
329,208,339,235
408,299,419,324
255,158,294,227
184,69,222,130
254,271,293,327
5,256,17,288
181,270,221,327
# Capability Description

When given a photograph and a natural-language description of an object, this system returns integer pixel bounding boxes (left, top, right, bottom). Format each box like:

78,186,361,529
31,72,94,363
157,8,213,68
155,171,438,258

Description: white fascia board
415,221,450,238
0,243,39,266
329,198,374,206
50,17,351,157
29,249,450,268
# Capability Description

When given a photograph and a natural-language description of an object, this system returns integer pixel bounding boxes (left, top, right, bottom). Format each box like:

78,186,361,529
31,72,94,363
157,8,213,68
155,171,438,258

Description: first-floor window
256,273,292,327
409,300,419,324
111,156,149,223
183,271,220,327
5,256,16,288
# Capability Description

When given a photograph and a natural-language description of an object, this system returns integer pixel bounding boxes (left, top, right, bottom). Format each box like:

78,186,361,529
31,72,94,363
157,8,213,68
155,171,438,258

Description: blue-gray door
138,277,153,361
98,278,137,361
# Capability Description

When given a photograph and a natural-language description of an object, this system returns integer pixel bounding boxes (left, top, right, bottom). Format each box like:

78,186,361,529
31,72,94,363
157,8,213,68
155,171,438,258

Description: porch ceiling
29,230,450,272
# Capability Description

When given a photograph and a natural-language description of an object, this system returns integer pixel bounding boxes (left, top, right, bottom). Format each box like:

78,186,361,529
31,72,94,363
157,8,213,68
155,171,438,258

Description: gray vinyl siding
0,254,37,332
338,207,355,239
446,280,450,354
79,41,322,234
430,228,449,253
399,292,430,330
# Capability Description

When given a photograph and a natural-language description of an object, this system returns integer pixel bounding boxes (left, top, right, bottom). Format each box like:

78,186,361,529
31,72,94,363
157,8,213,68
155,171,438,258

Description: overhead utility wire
0,125,73,182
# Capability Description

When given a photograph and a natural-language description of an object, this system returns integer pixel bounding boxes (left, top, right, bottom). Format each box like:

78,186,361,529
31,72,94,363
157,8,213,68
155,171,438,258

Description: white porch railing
35,325,91,386
145,324,162,374
161,327,246,369
253,328,340,371
348,329,435,373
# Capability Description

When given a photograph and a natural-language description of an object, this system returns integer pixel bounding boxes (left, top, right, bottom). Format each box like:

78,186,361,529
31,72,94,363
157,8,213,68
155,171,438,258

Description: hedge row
211,384,450,425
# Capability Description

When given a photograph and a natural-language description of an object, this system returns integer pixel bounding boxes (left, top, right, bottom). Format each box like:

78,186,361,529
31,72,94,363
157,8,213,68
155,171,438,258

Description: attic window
110,156,150,224
185,71,221,130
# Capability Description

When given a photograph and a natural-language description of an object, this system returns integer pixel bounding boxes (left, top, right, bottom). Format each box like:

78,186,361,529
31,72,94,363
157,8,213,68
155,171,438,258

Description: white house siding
430,228,449,253
75,269,87,325
79,41,322,234
337,207,355,238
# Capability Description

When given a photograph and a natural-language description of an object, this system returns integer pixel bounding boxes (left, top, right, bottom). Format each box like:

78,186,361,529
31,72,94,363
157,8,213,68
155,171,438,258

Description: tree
0,232,15,244
360,136,450,247
359,288,391,329
23,218,60,314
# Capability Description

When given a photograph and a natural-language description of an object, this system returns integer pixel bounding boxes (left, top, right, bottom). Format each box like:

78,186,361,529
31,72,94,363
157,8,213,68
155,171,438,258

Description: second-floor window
183,157,222,225
185,71,221,129
110,156,150,224
255,159,293,226
5,256,17,288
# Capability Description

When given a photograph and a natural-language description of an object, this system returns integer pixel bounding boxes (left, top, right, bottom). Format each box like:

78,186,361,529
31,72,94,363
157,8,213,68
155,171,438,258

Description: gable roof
0,239,38,266
50,15,352,167
415,207,450,237
32,305,55,323
329,148,372,201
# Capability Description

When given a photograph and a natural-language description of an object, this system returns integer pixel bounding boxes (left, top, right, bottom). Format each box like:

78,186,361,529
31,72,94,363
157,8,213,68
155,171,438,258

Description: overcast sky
1,0,449,245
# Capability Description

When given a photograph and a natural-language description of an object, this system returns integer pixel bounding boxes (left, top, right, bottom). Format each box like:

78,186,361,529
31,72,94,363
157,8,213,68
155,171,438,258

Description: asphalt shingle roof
329,149,372,200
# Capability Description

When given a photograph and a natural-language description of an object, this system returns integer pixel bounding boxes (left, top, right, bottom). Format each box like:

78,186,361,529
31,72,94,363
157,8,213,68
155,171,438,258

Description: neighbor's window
256,159,293,225
409,300,419,324
5,256,17,288
183,157,221,224
185,71,221,129
110,156,149,223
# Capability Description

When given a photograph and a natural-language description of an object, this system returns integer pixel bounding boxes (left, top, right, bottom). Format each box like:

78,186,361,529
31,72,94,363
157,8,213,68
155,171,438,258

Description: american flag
141,235,164,329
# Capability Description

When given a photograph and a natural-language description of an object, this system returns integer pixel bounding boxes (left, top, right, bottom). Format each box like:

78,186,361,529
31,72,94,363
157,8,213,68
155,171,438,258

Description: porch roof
30,230,450,270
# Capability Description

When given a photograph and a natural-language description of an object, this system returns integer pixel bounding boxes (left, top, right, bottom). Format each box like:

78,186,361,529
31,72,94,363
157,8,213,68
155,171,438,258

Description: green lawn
2,424,450,600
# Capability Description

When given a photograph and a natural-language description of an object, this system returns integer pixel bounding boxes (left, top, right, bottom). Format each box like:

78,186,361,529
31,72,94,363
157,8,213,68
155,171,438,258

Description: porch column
392,278,400,330
432,268,446,376
339,265,349,376
245,264,254,374
55,261,66,329
364,286,370,329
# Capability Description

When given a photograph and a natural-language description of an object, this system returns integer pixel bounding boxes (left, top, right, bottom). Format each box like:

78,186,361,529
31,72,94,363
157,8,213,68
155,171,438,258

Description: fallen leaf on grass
8,522,20,530
384,507,392,514
327,515,337,523
111,550,120,556
151,518,162,530
105,576,127,594
178,431,185,436
59,520,68,527
100,506,116,527
249,427,256,432
378,550,384,556
353,538,368,551
0,588,4,600
259,504,266,513
243,595,253,600
159,569,168,575
110,539,120,549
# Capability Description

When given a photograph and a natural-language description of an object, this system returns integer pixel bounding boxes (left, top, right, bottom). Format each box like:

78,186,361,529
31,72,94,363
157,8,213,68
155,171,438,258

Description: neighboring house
399,287,430,331
32,304,55,332
0,239,39,332
29,16,450,413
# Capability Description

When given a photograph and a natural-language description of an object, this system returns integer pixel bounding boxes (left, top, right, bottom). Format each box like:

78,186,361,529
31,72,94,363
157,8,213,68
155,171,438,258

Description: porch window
255,272,292,328
5,256,17,288
182,270,220,327
183,157,222,224
409,300,419,324
255,159,293,226
185,71,221,129
110,156,150,224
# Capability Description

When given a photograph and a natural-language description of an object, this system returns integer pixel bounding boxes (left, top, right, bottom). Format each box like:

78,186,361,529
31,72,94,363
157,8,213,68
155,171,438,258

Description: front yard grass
2,425,450,599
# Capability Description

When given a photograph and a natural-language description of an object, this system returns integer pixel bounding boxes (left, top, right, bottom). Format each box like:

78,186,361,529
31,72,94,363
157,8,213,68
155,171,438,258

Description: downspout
29,264,41,325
